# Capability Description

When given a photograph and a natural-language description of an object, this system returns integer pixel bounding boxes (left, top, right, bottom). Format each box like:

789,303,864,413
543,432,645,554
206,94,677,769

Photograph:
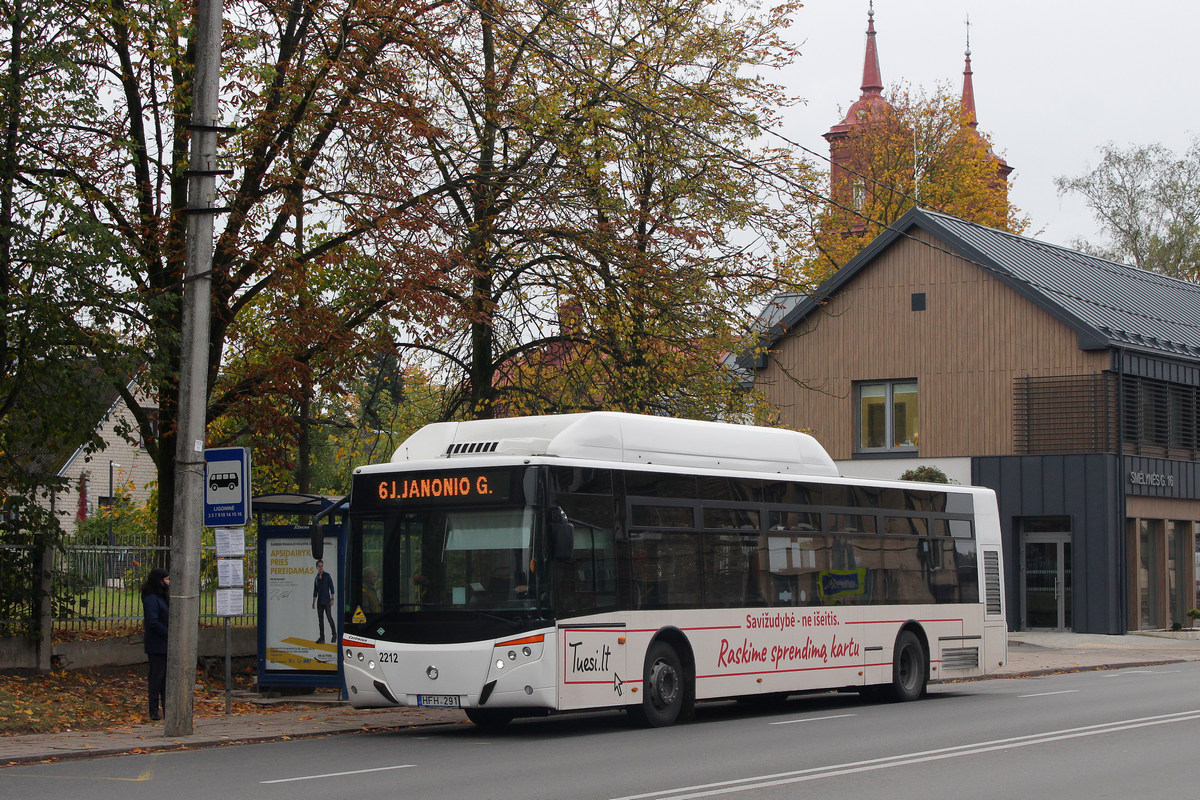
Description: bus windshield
353,506,543,618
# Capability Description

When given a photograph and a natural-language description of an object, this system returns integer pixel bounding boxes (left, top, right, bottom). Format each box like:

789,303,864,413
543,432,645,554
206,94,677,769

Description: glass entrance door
1022,533,1072,631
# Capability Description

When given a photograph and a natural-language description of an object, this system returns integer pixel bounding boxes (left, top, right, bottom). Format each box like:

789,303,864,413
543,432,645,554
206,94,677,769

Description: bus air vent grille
983,550,1002,616
941,647,980,670
446,441,501,456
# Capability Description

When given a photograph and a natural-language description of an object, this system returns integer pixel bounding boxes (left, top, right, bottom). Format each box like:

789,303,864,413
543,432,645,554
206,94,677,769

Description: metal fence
1,543,257,634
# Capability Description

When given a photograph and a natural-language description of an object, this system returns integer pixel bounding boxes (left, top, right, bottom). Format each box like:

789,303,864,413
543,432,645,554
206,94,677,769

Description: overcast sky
777,0,1200,249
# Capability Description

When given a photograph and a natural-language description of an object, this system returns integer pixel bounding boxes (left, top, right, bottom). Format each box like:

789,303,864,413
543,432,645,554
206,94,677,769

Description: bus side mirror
550,507,573,561
311,526,324,561
306,493,348,562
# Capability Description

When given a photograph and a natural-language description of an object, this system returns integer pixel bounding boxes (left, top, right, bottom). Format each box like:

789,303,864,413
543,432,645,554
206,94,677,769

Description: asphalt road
3,662,1198,800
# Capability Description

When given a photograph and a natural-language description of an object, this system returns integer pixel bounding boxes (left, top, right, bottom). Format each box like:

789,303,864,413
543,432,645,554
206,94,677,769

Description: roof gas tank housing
391,412,839,477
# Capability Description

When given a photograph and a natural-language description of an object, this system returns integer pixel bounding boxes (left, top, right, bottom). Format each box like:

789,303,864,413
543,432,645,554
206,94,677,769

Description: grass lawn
60,587,258,627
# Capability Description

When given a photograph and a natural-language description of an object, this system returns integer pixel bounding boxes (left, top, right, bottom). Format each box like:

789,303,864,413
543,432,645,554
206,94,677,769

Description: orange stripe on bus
497,634,545,647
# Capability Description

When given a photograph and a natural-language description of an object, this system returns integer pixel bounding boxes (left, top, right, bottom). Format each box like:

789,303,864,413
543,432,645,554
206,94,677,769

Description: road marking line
260,764,416,784
609,709,1200,800
769,714,856,725
1018,690,1079,698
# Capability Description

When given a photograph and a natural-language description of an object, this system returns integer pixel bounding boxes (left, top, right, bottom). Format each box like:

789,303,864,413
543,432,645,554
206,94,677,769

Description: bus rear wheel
465,708,515,729
631,642,685,727
888,630,927,702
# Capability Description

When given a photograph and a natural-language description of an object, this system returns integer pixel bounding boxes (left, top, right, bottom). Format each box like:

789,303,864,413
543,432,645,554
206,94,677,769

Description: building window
137,407,159,450
857,380,918,452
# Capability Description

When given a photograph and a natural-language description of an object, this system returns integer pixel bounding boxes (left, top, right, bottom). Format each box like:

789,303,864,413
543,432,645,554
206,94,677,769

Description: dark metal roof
753,292,807,331
760,207,1200,362
251,493,345,515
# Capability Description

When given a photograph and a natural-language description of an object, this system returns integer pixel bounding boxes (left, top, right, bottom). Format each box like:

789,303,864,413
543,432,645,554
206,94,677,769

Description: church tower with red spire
960,18,1013,192
823,2,890,228
823,5,1013,227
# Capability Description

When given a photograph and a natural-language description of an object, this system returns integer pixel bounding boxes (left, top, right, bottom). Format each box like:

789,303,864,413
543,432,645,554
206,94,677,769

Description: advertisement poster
264,537,338,672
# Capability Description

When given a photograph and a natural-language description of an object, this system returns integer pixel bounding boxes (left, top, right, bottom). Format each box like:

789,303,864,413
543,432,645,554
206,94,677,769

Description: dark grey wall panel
974,454,1125,634
1123,352,1200,386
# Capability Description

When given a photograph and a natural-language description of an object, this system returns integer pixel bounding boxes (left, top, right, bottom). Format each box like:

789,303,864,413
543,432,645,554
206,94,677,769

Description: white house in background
46,381,157,529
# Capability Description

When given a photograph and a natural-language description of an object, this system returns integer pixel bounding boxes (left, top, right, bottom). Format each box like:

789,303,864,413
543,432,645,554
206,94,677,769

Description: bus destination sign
356,468,516,510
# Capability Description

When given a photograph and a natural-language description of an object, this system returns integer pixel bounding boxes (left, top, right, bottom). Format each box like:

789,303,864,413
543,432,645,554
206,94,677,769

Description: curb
0,714,464,767
942,657,1192,683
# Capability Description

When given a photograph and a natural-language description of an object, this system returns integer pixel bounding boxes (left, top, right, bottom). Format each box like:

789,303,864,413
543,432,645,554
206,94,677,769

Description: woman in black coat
140,568,170,721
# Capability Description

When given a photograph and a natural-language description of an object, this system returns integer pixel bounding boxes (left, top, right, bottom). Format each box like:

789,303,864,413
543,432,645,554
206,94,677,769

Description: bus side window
629,531,700,609
702,533,759,608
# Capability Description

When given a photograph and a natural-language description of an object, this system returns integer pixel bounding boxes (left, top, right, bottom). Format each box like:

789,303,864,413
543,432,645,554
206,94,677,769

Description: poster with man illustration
264,536,338,672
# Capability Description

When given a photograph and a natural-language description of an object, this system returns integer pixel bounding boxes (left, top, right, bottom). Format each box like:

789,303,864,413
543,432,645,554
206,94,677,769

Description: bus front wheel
632,642,685,727
888,630,927,702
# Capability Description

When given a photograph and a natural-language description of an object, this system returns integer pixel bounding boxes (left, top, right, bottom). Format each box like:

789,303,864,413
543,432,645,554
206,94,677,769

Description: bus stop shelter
252,493,348,693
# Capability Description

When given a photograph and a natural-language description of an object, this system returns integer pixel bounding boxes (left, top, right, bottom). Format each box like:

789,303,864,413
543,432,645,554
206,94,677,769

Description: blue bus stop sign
204,447,251,527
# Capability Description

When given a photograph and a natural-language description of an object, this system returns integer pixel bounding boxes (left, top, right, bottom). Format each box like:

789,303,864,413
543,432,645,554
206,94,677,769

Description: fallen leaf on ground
0,658,339,736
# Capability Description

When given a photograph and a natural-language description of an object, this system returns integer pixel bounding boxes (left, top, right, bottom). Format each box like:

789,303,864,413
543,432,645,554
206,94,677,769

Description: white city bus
336,412,1007,727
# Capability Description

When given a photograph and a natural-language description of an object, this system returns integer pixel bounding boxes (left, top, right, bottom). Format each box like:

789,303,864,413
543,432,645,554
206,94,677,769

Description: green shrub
899,465,951,483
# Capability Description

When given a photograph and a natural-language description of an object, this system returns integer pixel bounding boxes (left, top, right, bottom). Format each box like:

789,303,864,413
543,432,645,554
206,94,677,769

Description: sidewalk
3,631,1199,767
999,629,1200,676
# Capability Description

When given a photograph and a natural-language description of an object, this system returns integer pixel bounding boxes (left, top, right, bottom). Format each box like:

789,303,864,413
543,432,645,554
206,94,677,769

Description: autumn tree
402,0,811,422
392,0,636,421
14,0,819,547
0,0,144,636
507,3,809,420
1056,136,1200,280
214,311,447,496
0,0,139,534
315,362,447,493
27,0,468,542
807,85,1024,281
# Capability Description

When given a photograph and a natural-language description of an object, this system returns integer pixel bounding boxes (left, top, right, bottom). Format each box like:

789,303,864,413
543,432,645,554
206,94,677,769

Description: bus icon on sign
205,459,244,501
209,473,239,492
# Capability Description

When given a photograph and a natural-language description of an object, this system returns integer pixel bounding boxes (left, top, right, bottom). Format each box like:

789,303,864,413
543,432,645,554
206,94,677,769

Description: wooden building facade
752,208,1200,634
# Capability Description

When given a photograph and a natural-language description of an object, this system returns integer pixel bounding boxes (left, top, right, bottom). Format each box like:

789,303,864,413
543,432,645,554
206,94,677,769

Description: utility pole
166,0,224,737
